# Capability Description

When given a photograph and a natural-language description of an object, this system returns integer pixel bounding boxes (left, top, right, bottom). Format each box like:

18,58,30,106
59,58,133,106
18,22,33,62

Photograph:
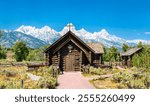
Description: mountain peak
15,25,59,44
66,23,76,30
41,26,51,30
16,25,36,33
100,29,110,35
59,23,76,35
79,28,87,32
17,25,36,29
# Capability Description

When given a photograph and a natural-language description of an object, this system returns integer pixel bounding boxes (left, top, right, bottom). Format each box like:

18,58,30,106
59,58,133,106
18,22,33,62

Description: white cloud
144,32,150,34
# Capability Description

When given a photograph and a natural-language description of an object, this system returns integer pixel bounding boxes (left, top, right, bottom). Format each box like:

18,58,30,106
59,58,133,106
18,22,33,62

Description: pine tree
137,41,143,48
132,45,150,68
122,43,129,52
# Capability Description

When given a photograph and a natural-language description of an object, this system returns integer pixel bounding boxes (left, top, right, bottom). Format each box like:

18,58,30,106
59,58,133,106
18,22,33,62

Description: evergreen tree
122,43,129,52
109,46,118,61
0,45,6,59
137,41,143,48
0,30,2,38
103,46,118,62
13,41,29,61
132,45,150,68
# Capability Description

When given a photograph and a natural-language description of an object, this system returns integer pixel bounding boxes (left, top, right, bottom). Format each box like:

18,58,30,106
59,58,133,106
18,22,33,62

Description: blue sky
0,0,150,40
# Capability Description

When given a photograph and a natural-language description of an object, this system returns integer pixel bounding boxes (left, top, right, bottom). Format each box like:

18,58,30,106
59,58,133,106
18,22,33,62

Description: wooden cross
67,23,73,31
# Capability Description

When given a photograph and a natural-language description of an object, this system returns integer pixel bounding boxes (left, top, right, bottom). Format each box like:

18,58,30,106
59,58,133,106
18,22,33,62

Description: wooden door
65,54,75,71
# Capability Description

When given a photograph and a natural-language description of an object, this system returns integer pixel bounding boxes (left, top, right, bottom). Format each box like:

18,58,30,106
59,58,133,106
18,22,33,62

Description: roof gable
44,31,95,53
45,31,104,54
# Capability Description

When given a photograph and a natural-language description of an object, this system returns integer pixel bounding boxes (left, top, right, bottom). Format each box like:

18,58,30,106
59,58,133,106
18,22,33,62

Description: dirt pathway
57,72,94,89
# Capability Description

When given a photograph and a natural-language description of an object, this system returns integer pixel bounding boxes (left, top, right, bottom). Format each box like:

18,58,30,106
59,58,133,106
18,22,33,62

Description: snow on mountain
127,39,150,45
59,23,76,35
16,25,60,44
0,31,48,48
13,23,150,48
59,23,126,48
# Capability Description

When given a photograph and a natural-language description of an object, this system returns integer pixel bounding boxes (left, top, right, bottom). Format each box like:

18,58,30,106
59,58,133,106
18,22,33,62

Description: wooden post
20,80,24,89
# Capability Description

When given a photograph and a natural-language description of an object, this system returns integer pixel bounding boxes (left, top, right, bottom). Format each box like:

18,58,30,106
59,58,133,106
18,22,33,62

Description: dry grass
6,51,15,62
0,65,34,89
83,67,127,89
90,78,119,89
0,66,27,72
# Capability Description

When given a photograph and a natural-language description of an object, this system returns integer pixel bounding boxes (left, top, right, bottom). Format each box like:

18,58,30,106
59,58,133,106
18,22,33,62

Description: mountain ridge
0,30,48,48
0,23,150,48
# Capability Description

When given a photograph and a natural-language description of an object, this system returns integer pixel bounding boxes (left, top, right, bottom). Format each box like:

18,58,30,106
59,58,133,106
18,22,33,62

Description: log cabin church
44,31,104,72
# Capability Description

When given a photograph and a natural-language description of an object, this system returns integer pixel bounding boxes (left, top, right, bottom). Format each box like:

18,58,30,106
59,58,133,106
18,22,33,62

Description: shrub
111,68,122,74
0,80,21,89
27,49,44,61
38,76,57,89
6,80,21,89
0,81,7,89
24,81,40,89
113,70,150,89
143,74,150,88
30,66,58,89
89,67,106,75
0,70,17,77
127,79,146,89
33,66,53,76
0,66,58,89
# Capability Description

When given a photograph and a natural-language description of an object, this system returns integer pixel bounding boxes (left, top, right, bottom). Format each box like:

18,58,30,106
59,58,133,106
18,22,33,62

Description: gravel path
57,72,94,89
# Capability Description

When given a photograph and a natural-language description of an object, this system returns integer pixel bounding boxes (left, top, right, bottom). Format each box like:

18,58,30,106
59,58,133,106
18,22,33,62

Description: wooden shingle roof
120,47,142,56
87,42,104,54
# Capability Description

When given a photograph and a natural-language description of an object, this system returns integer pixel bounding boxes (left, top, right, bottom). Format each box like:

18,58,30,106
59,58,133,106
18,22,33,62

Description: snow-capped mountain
59,23,126,48
127,39,150,45
0,31,48,48
59,23,76,35
1,23,149,48
16,25,60,44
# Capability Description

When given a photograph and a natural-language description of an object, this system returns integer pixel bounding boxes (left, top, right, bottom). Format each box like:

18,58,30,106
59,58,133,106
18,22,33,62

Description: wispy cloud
144,32,150,34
